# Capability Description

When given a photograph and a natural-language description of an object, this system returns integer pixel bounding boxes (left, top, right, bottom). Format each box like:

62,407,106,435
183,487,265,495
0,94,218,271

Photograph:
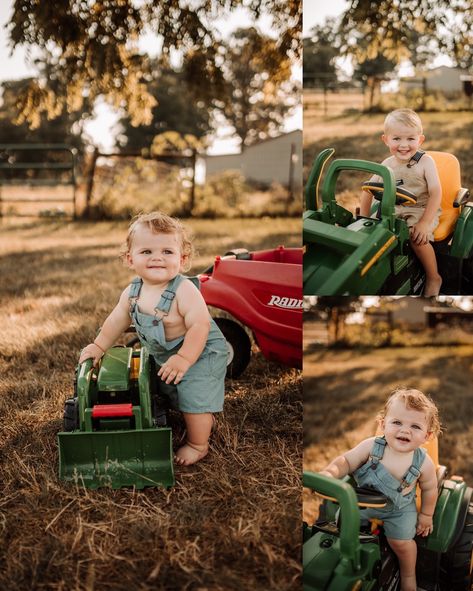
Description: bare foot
174,442,209,466
424,275,442,297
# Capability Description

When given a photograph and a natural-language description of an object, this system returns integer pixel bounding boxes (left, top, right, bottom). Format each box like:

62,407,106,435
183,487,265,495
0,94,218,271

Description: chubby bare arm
420,155,442,225
416,454,438,536
410,156,442,245
79,286,132,365
360,191,373,217
157,279,210,384
176,280,210,363
319,437,374,479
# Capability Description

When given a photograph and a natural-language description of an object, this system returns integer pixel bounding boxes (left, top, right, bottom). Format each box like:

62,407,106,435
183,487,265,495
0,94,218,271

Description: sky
303,0,348,36
0,3,301,154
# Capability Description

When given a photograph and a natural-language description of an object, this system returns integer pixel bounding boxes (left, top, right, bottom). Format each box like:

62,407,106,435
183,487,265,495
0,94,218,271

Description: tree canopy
117,66,212,152
8,0,301,128
216,27,299,148
339,0,471,68
303,21,339,89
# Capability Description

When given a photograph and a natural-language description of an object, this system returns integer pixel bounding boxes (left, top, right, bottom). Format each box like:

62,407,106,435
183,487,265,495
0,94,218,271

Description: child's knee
388,538,415,555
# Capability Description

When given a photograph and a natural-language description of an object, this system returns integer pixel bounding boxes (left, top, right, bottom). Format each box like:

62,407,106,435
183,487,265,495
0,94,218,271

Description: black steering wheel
362,181,417,206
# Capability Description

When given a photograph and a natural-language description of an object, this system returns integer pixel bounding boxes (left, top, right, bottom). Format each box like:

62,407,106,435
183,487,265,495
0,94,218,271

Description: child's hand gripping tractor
303,149,473,295
303,441,473,590
58,346,174,489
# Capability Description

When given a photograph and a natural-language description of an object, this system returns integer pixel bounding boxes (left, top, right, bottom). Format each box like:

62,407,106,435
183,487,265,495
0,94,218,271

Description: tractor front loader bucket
58,346,175,489
58,428,174,489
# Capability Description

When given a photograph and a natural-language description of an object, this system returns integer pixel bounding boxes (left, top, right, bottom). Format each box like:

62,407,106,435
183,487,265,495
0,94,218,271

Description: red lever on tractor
92,403,133,418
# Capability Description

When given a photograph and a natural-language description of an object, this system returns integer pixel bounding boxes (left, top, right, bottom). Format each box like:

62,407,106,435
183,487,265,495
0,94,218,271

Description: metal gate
0,144,77,218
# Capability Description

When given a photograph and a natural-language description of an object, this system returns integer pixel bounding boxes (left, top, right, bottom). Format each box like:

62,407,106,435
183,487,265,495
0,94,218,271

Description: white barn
204,130,302,189
400,66,473,96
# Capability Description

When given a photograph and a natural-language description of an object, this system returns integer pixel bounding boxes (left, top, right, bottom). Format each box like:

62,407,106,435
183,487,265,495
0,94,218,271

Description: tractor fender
451,204,473,259
425,479,472,553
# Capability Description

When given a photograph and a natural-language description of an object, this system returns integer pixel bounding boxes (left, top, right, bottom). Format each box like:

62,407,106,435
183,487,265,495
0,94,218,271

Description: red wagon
199,246,302,377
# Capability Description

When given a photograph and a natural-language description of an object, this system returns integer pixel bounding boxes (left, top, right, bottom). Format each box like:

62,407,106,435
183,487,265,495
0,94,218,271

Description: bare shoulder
357,436,377,453
176,277,201,298
175,277,206,312
420,451,436,475
344,437,375,471
420,153,437,171
422,153,435,164
118,284,133,306
381,156,395,167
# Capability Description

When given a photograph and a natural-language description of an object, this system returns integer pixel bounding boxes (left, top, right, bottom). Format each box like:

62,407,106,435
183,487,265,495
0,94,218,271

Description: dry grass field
0,217,302,591
303,328,473,526
303,89,473,214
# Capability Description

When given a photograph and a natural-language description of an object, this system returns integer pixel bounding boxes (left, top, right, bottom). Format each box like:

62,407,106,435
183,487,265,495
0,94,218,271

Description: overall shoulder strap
397,447,426,492
412,446,427,470
154,274,184,315
129,277,142,298
128,277,142,313
369,436,387,469
407,150,426,168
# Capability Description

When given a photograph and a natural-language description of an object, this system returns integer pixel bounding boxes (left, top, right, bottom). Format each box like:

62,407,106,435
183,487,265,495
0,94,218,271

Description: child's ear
378,418,385,434
381,134,388,145
426,430,434,441
125,252,133,268
418,134,425,145
180,254,189,270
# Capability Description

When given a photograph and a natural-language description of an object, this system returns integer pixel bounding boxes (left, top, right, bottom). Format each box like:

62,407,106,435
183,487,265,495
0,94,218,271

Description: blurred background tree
302,20,339,91
116,65,212,153
352,51,397,110
316,297,359,344
0,78,88,149
0,60,90,179
339,0,468,68
7,0,301,130
215,27,299,148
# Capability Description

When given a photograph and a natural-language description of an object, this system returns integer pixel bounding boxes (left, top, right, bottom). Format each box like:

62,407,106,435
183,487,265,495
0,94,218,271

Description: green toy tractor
303,469,473,590
57,346,174,489
303,149,473,295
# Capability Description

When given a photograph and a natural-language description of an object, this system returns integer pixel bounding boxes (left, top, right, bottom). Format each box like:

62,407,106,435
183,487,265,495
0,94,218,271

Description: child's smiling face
381,398,430,453
126,225,184,285
382,123,425,163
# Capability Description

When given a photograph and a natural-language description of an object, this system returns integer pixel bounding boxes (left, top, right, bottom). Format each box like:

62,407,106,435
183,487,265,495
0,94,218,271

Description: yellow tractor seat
415,436,447,511
428,151,468,242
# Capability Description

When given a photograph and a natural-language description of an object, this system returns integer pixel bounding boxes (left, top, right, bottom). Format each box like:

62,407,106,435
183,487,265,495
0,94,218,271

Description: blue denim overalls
353,436,426,539
129,274,227,413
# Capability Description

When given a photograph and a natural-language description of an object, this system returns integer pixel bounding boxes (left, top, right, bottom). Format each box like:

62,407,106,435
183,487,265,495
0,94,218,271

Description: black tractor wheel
214,318,251,379
440,500,473,590
63,397,79,431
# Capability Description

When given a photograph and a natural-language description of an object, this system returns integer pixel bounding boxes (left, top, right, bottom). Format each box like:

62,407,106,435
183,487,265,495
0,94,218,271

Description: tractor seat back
416,436,446,511
428,151,462,241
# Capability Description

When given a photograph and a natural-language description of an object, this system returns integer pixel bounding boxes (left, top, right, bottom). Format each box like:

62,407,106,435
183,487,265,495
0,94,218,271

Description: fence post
287,142,297,209
189,149,197,214
84,146,99,219
70,148,78,220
